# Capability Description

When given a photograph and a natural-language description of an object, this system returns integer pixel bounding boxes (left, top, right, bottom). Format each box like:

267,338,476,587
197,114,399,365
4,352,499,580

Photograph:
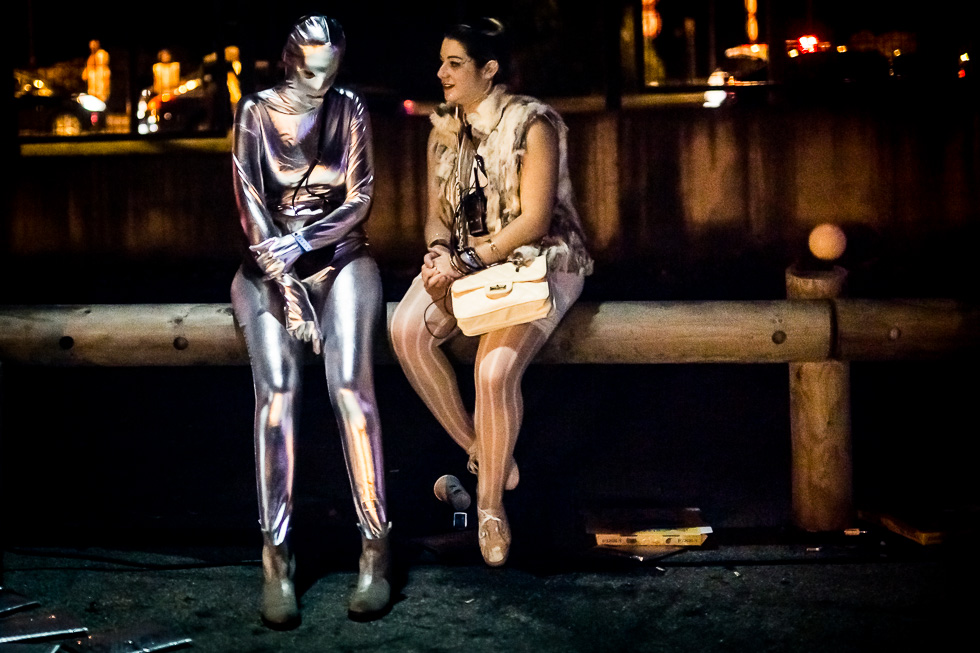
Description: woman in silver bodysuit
230,15,390,627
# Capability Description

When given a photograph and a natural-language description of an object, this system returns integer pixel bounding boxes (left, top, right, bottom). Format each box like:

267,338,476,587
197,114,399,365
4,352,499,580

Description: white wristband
292,232,312,252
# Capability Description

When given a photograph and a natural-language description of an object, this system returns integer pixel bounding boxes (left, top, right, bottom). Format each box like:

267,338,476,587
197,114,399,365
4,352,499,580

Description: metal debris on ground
0,610,88,644
0,588,41,616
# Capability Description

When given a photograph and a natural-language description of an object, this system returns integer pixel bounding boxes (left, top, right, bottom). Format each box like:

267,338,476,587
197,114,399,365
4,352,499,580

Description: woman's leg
473,324,548,512
389,275,476,454
313,254,389,537
471,271,585,565
232,267,305,545
313,254,391,618
231,266,304,627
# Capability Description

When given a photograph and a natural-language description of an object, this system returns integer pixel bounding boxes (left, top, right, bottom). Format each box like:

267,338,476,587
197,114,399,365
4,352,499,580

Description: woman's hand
277,273,322,354
421,246,461,297
250,233,306,279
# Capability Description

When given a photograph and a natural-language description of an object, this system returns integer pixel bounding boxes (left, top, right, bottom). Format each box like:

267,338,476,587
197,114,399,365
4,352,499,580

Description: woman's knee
475,353,520,394
254,386,298,431
333,386,380,432
389,301,426,359
254,372,299,401
475,326,546,394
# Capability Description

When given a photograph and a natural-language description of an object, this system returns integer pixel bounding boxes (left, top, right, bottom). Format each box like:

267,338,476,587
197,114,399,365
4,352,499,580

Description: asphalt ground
2,533,975,653
2,360,977,652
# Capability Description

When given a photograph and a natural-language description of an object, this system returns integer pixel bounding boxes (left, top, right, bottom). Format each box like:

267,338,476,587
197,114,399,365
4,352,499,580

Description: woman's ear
482,59,499,81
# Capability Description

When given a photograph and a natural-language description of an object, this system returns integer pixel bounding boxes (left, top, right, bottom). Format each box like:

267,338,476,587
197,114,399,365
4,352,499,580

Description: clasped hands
420,244,459,297
250,234,322,353
422,234,502,297
250,233,305,279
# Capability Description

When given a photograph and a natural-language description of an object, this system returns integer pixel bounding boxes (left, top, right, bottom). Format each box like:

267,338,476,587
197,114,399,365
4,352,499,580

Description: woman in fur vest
389,18,592,567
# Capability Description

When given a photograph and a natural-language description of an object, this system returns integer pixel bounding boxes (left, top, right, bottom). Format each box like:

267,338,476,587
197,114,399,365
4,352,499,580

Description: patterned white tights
390,271,582,511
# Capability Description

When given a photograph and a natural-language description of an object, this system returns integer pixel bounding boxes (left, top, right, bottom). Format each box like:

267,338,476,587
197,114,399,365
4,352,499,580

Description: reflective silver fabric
233,84,373,251
230,15,387,541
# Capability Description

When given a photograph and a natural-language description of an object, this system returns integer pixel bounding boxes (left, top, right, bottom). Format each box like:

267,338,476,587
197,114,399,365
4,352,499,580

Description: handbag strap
423,291,456,339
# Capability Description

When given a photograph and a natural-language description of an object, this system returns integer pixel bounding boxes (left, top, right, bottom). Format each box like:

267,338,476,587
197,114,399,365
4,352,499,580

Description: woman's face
287,44,342,101
438,38,494,112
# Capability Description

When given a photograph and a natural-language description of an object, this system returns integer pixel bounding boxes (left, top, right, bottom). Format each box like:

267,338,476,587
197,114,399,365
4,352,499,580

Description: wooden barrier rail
2,299,978,534
1,299,977,367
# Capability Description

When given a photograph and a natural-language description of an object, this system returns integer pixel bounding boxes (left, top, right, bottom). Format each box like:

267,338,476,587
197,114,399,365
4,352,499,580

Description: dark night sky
13,1,965,58
9,1,974,97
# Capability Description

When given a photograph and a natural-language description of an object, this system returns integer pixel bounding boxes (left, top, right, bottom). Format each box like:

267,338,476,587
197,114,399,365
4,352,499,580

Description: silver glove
250,234,306,279
277,273,321,354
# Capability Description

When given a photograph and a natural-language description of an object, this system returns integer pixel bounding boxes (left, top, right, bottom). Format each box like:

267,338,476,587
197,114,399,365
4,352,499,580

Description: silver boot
348,523,392,620
261,535,299,629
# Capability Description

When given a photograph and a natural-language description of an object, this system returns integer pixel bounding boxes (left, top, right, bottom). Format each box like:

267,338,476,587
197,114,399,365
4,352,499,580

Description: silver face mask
280,16,345,104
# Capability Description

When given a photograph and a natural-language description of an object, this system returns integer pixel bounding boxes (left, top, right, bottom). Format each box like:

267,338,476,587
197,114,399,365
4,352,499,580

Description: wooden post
786,264,852,532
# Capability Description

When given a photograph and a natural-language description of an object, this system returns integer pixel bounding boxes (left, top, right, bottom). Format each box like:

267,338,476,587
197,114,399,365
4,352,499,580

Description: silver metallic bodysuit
230,78,388,543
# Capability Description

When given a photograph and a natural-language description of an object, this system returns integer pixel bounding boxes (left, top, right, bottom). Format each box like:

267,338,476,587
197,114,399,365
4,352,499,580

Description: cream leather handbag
450,256,553,336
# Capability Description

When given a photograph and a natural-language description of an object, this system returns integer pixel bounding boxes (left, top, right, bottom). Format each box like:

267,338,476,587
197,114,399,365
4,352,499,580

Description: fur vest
428,86,593,275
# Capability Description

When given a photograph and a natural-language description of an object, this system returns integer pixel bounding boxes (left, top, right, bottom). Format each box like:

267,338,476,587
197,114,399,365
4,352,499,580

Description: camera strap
448,117,490,272
453,121,488,239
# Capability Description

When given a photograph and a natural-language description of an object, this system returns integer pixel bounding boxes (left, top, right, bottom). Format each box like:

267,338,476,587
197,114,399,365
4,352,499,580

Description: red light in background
798,35,818,53
402,99,415,114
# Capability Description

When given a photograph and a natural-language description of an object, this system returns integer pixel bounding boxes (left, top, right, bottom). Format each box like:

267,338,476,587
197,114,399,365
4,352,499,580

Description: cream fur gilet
428,86,593,275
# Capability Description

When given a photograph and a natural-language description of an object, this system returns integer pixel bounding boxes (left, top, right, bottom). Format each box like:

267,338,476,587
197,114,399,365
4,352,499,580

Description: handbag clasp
485,282,513,298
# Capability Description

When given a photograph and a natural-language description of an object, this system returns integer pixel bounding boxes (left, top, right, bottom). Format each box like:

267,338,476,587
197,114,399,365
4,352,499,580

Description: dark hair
444,18,511,82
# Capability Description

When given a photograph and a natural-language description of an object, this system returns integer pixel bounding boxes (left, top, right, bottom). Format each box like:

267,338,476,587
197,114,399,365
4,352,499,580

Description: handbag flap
451,256,548,296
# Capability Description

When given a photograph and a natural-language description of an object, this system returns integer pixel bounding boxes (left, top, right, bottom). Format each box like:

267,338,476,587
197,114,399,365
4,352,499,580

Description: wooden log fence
2,299,977,367
2,298,978,533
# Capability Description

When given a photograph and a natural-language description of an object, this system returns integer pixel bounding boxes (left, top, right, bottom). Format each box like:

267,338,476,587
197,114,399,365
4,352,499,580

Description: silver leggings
231,252,388,543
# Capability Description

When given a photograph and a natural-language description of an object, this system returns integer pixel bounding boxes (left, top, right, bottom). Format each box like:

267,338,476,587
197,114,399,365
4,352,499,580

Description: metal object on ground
0,610,88,644
60,625,193,652
0,588,41,616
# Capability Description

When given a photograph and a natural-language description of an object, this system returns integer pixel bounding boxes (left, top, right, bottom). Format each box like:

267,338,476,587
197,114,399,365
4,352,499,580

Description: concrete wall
8,91,979,300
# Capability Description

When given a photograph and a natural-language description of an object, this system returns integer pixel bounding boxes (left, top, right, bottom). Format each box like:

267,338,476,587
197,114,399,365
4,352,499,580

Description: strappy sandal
477,507,511,567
